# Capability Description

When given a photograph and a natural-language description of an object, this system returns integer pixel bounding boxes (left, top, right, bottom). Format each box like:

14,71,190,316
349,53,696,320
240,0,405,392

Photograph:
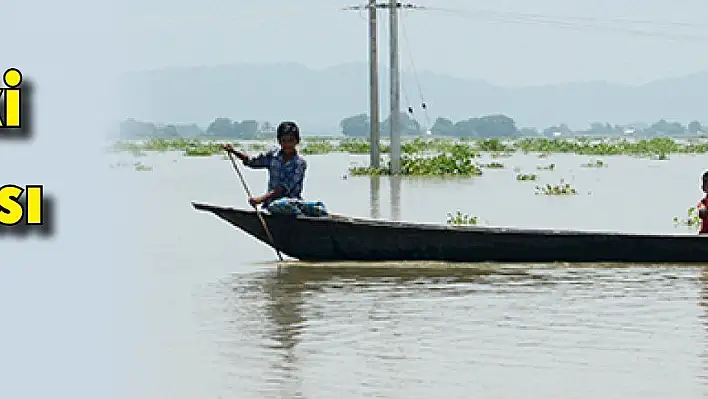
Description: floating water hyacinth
516,173,538,181
535,180,578,195
109,136,708,158
446,210,479,225
673,207,701,228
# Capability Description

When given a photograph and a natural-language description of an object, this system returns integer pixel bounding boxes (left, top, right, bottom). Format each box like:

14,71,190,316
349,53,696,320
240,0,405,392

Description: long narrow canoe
192,201,708,263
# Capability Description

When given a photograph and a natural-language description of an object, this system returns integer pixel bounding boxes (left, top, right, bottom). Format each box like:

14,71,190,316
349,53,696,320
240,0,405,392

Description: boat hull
192,202,708,263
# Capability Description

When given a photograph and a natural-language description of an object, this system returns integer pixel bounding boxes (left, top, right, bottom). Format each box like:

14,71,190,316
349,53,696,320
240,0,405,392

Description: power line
128,5,708,42
415,7,708,42
426,6,706,29
400,10,431,132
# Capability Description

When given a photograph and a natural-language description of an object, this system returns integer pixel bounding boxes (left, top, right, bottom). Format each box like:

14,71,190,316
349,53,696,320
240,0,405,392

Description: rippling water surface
110,150,708,398
190,265,705,399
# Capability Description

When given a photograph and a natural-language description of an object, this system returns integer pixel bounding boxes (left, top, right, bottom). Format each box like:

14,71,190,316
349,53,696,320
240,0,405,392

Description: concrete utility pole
343,2,424,173
368,0,380,168
388,0,401,173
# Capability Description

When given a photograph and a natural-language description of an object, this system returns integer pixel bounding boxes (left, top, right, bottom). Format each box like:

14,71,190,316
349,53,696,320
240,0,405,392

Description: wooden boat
192,201,708,263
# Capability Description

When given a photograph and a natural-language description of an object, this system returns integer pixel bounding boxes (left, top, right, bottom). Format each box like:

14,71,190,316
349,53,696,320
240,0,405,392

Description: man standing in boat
699,171,708,234
222,121,327,217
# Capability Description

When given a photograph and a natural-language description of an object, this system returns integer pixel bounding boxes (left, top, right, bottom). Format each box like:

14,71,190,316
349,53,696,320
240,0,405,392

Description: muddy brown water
109,150,708,398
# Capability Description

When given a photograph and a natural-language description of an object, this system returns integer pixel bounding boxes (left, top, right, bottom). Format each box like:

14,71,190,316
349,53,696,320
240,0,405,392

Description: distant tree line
118,118,275,139
340,113,706,138
118,115,707,139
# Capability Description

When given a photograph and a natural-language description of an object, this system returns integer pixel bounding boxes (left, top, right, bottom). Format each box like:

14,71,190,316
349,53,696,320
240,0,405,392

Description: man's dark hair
277,121,300,143
703,171,708,186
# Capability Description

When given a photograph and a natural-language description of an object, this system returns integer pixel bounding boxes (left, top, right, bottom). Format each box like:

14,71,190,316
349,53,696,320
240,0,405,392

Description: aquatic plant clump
516,173,538,181
475,139,513,152
514,137,708,156
481,162,505,169
184,143,222,156
109,136,708,158
673,207,701,228
338,139,380,154
535,181,578,195
300,140,336,155
400,154,483,176
348,144,483,177
581,159,607,168
349,166,390,176
446,210,479,225
490,152,514,159
349,154,484,177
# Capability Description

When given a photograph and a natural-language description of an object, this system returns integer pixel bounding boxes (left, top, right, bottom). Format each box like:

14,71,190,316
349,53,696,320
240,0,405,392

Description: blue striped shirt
243,148,307,205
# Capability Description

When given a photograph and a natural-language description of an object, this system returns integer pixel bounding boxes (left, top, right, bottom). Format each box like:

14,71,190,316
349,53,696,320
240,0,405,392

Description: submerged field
107,136,707,232
108,135,708,159
109,135,708,399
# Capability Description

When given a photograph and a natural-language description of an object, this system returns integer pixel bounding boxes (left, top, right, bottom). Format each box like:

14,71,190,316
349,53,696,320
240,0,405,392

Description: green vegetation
339,138,378,154
516,173,538,181
446,211,479,225
110,138,226,157
515,137,708,157
535,181,578,195
109,136,708,159
490,152,514,158
184,142,222,156
349,144,483,177
300,139,335,155
481,162,505,169
350,154,484,177
581,159,607,168
108,136,708,185
673,207,702,228
477,138,513,152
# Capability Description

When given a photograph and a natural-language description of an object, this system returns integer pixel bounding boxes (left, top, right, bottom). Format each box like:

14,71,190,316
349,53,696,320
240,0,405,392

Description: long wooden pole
226,151,283,262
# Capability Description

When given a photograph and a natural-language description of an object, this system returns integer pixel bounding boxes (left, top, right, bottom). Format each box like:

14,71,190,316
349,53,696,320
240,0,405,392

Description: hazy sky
111,0,708,86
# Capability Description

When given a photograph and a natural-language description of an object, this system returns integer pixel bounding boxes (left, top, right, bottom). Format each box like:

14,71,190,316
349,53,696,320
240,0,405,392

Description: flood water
110,148,708,398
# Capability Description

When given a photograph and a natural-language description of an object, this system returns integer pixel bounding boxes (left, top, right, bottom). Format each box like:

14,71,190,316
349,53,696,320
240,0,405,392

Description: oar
225,150,284,262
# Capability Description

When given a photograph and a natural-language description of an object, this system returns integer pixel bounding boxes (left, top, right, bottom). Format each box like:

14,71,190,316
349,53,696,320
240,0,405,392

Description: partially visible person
698,171,708,234
222,121,327,217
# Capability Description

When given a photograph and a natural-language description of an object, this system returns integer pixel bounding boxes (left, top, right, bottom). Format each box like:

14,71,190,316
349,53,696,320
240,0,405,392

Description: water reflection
260,271,307,397
699,266,708,388
369,175,380,219
390,175,401,221
210,264,705,399
368,175,401,220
